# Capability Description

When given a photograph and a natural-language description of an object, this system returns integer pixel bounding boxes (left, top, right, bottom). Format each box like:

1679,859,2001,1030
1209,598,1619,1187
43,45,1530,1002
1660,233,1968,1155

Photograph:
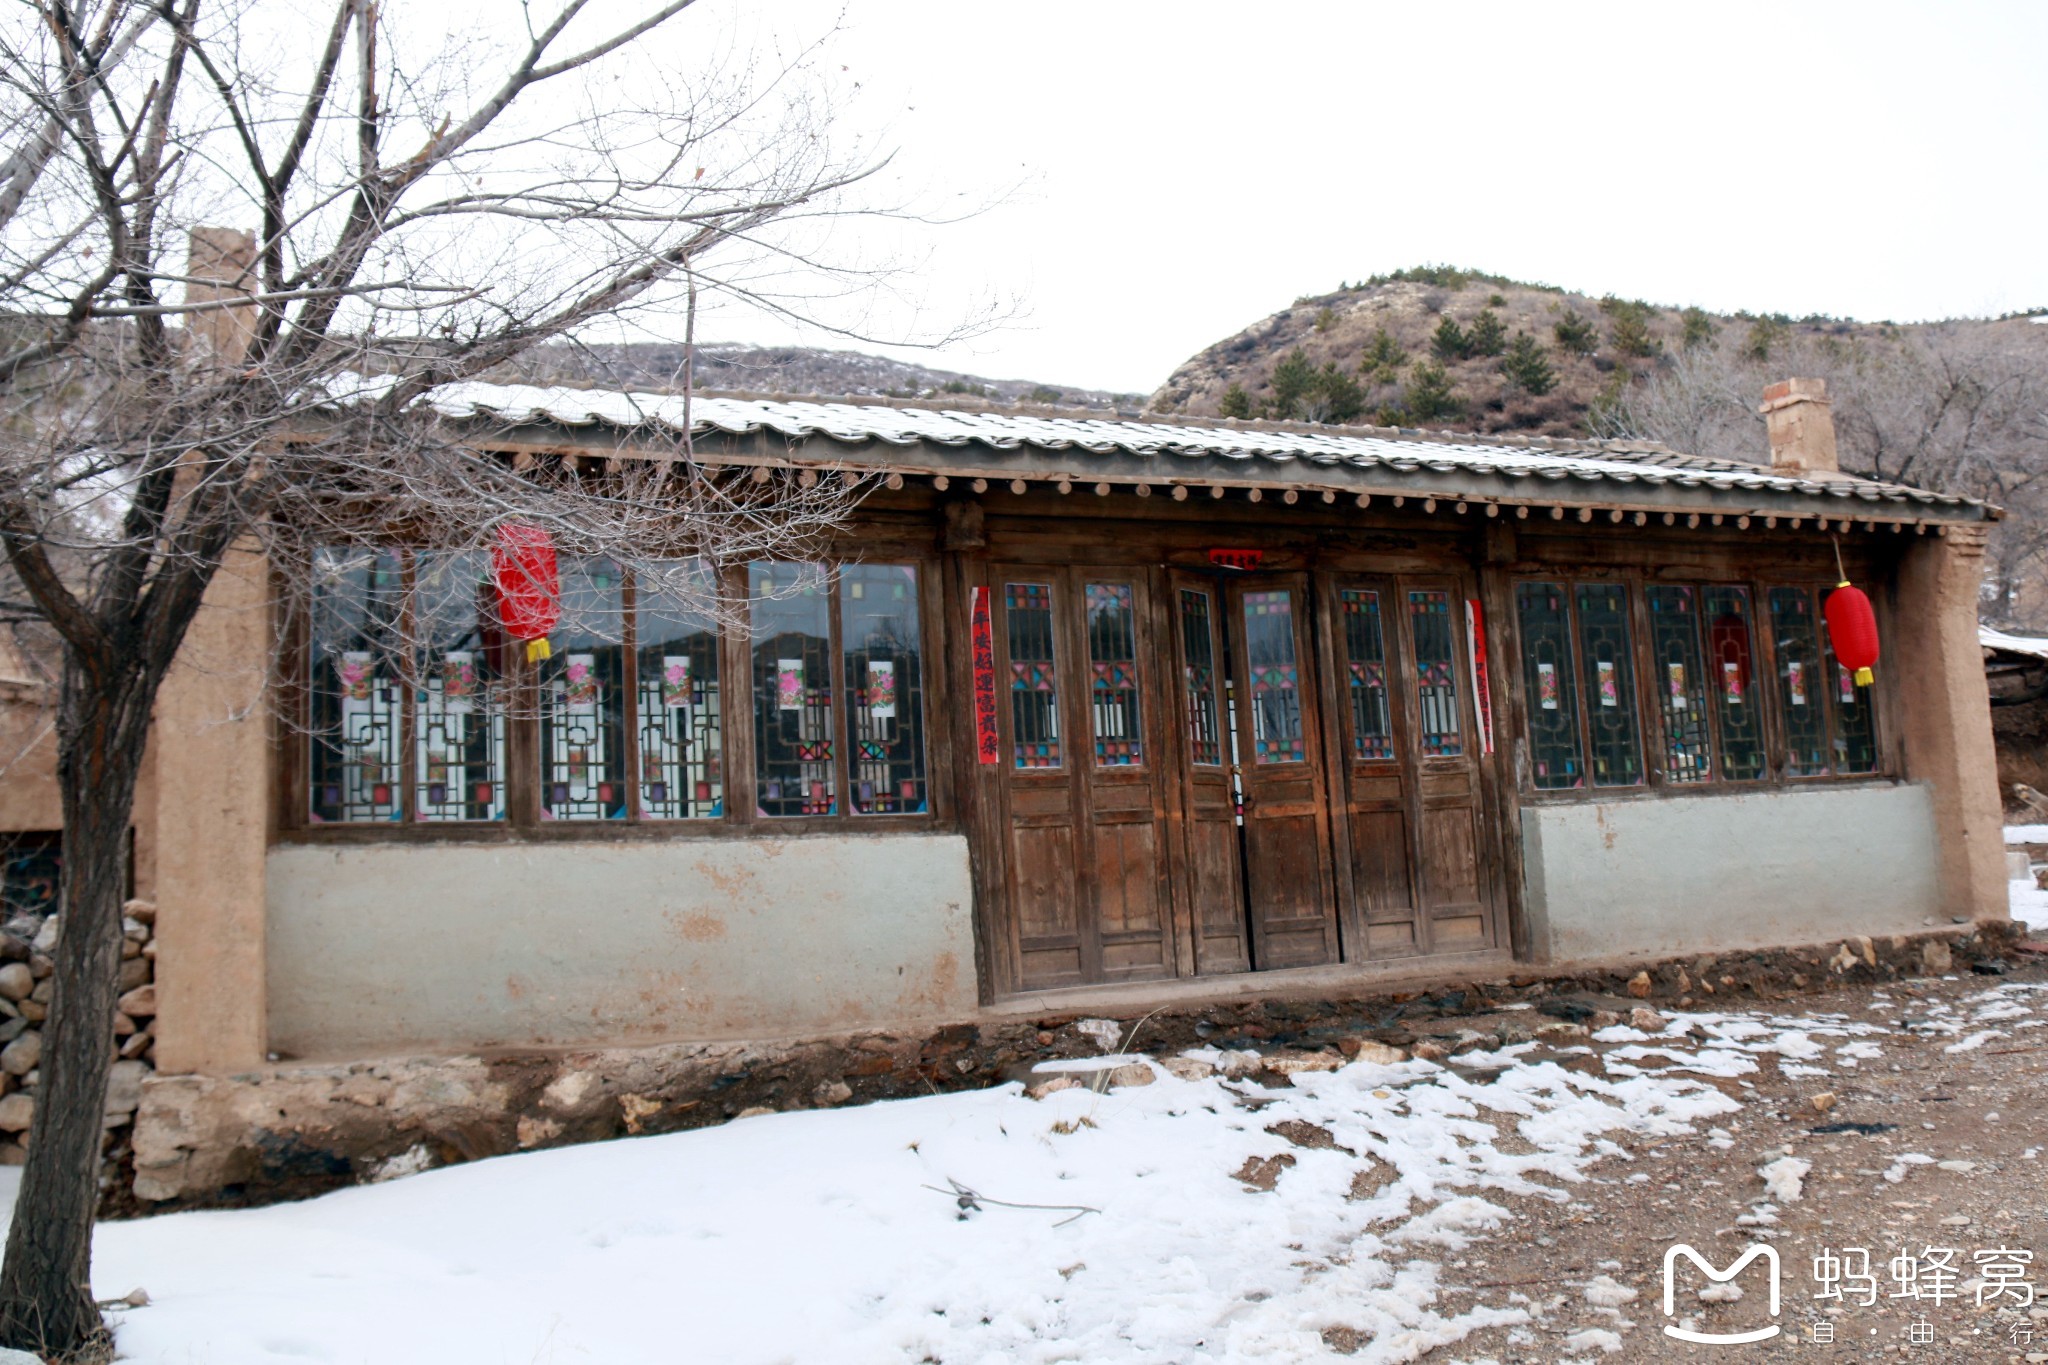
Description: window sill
276,814,950,844
1518,774,1903,805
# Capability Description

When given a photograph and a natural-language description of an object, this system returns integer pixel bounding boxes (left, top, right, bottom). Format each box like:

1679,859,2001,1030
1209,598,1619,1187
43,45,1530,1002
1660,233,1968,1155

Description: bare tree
0,1,982,1353
1598,322,2048,626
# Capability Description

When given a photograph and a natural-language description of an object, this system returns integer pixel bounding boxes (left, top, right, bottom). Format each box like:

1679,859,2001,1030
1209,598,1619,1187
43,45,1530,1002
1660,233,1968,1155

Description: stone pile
0,898,156,1167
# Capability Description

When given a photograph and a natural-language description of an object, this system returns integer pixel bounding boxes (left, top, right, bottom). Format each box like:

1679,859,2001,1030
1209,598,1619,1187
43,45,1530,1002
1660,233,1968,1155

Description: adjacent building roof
401,380,1992,523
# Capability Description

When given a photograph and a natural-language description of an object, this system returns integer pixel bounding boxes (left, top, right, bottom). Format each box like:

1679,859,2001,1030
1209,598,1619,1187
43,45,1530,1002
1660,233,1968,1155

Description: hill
1144,265,2044,439
500,342,1141,411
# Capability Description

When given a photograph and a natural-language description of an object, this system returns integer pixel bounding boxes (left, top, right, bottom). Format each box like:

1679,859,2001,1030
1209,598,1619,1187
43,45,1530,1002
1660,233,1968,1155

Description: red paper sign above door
1208,548,1264,572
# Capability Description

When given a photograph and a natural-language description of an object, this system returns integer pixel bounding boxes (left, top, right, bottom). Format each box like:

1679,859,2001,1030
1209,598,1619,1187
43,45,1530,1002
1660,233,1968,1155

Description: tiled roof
401,380,1987,519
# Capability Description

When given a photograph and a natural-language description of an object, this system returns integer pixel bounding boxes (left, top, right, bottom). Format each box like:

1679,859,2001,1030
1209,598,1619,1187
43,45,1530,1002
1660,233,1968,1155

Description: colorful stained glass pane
1340,589,1394,760
309,547,405,823
1243,590,1305,764
844,563,927,813
751,562,836,815
1087,582,1143,766
1006,582,1061,768
540,557,627,821
1515,581,1581,788
1647,584,1711,784
1408,589,1463,758
411,550,508,821
1702,585,1764,780
1821,584,1880,775
1178,589,1223,767
636,560,723,820
1768,586,1830,777
1574,582,1641,786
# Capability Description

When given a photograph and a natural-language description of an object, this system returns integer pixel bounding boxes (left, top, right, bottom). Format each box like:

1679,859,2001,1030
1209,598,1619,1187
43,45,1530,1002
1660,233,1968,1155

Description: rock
1629,1007,1667,1032
27,955,50,981
1342,1040,1408,1066
114,1011,136,1037
119,956,150,992
515,1115,562,1148
31,917,57,954
0,1018,22,1045
541,1069,600,1113
104,1059,149,1116
1026,1075,1081,1099
1626,971,1652,999
1829,943,1860,974
1073,1018,1123,1054
18,1001,43,1024
122,936,141,960
1852,935,1876,967
123,899,156,925
0,1143,22,1167
1214,1050,1264,1078
1536,1021,1590,1042
1411,1040,1449,1062
27,979,50,1005
0,935,25,965
0,964,30,1003
1,1032,38,1077
733,1105,775,1119
0,1093,31,1132
1159,1056,1215,1081
1105,1062,1156,1088
812,1080,853,1107
1810,1092,1837,1114
1588,1009,1623,1029
1919,940,1953,975
1261,1051,1344,1077
118,983,157,1018
119,1029,154,1061
618,1092,662,1133
117,1287,150,1308
123,915,149,941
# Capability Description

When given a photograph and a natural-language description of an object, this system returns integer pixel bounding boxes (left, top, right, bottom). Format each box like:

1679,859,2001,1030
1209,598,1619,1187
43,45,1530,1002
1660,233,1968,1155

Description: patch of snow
2006,823,2048,844
1759,1156,1811,1203
1697,1280,1744,1302
1582,1274,1638,1307
1073,1018,1125,1052
2009,876,2048,932
1563,1325,1626,1354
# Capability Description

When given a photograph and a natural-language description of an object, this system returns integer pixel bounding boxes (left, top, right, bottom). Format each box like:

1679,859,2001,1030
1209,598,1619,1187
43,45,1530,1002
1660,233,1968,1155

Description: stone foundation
129,922,2035,1210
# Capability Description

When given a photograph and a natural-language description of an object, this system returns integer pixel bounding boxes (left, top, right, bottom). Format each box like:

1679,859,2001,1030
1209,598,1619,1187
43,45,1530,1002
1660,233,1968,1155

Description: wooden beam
884,472,904,490
1009,479,1027,495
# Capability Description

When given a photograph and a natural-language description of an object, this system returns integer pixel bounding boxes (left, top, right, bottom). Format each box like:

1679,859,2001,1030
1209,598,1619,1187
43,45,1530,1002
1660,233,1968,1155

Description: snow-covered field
0,880,2035,1364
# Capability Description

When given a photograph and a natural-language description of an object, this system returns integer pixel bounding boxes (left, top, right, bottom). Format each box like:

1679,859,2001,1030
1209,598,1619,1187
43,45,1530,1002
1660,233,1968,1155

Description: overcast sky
666,0,2048,397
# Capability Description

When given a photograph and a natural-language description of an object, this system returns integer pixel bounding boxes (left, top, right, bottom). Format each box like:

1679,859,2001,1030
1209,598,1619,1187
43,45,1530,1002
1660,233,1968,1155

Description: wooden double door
984,563,1498,995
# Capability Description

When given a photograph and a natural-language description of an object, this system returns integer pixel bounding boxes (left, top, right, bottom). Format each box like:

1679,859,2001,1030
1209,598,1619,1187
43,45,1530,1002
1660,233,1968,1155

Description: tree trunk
0,659,152,1359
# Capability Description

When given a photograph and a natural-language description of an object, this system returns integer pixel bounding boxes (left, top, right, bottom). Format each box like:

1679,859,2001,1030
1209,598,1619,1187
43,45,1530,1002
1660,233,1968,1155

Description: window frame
1508,571,1888,801
281,548,946,842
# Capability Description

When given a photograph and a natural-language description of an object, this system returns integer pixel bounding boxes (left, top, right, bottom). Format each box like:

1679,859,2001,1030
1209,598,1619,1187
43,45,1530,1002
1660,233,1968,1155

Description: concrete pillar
1889,524,2007,925
152,544,272,1074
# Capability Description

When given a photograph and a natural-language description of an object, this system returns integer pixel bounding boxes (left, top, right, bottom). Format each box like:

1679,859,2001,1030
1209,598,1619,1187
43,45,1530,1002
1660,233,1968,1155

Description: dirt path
1413,965,2048,1363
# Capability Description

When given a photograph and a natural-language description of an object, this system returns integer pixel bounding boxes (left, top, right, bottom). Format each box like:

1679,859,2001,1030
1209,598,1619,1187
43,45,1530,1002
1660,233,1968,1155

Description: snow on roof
321,375,1987,516
1982,625,2048,660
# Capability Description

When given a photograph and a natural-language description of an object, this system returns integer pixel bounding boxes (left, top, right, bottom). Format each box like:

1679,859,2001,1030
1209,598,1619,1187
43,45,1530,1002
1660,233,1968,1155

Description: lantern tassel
1854,665,1874,687
526,637,551,663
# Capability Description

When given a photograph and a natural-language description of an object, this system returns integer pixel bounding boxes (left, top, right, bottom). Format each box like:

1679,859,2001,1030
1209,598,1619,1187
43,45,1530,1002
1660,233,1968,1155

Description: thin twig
922,1178,1100,1227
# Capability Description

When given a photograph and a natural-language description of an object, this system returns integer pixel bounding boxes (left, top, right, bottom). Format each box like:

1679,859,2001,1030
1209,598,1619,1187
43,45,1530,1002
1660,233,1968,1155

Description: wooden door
990,566,1174,990
1167,573,1249,975
1325,576,1497,958
1223,575,1340,969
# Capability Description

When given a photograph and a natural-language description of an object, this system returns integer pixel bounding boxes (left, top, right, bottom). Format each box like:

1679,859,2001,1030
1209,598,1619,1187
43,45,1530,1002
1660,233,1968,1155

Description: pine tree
1500,332,1556,397
1403,360,1461,422
1218,383,1252,419
1607,301,1662,359
1430,316,1470,363
1743,316,1787,362
1306,364,1365,424
1467,308,1507,357
1552,311,1598,356
1680,306,1718,351
1360,326,1408,377
1266,348,1316,418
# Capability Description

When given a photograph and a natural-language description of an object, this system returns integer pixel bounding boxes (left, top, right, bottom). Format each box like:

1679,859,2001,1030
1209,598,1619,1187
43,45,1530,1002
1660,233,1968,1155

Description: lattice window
1820,585,1880,775
1242,589,1305,764
1086,581,1144,766
1407,589,1463,758
411,550,508,821
1574,582,1641,787
636,562,723,820
1178,588,1223,767
540,558,628,821
1006,582,1062,769
1514,582,1582,788
844,564,927,813
1340,588,1395,760
309,547,405,822
1702,585,1765,781
1647,585,1712,784
0,832,62,919
751,563,836,815
1768,586,1831,777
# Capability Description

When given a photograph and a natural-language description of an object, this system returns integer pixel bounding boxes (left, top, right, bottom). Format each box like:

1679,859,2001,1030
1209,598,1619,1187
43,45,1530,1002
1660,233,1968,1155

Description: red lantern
1824,581,1879,687
490,522,561,662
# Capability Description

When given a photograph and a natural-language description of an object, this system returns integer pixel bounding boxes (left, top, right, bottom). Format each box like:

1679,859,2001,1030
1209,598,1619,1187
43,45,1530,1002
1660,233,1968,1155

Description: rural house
17,373,2012,1199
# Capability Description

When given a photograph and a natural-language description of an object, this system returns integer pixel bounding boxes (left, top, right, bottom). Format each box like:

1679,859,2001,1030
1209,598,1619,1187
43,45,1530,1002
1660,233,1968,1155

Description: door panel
1226,577,1339,969
991,566,1173,991
1325,578,1425,958
1399,582,1496,954
1169,577,1250,975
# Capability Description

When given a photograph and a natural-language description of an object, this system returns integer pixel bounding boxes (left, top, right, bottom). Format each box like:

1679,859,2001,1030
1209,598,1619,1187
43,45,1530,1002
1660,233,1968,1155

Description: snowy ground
0,888,2040,1363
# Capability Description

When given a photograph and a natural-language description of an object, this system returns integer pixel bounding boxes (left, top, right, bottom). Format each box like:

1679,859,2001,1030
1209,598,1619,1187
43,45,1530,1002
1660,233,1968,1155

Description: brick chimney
1759,377,1838,475
185,227,258,369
